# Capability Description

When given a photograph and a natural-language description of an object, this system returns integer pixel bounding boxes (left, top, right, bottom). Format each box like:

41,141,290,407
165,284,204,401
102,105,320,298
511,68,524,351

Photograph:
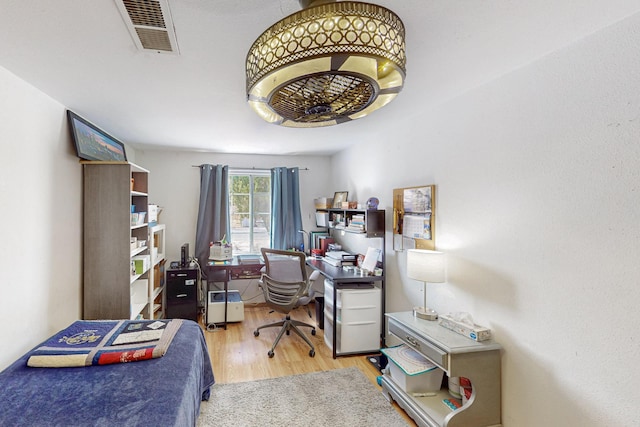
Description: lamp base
413,307,438,321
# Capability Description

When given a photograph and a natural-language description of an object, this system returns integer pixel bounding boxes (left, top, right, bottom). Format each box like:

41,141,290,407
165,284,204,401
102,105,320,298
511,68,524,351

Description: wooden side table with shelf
381,311,502,427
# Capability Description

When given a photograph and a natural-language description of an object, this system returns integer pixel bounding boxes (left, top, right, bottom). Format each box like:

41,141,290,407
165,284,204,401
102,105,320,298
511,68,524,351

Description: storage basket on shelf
381,344,444,393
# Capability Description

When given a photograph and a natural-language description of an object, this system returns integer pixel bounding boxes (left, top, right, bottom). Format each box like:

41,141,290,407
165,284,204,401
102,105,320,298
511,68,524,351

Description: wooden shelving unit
83,161,152,320
149,223,166,319
316,208,385,237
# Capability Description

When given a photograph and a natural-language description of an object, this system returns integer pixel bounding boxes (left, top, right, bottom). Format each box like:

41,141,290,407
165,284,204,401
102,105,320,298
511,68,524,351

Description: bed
0,318,215,427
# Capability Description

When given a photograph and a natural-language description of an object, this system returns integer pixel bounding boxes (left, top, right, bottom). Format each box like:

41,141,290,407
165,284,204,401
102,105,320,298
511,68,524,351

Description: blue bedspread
0,319,215,427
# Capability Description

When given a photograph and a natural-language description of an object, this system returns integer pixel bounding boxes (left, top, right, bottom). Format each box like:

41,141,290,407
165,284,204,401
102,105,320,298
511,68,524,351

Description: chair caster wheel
309,349,315,357
311,329,316,336
268,351,274,358
254,330,259,337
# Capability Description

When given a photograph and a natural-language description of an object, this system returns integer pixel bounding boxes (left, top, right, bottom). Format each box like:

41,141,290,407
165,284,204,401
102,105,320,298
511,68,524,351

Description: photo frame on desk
332,191,348,208
393,185,435,251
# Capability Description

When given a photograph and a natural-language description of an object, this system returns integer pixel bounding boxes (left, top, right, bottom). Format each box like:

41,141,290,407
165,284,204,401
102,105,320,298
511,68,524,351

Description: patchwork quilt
27,319,182,368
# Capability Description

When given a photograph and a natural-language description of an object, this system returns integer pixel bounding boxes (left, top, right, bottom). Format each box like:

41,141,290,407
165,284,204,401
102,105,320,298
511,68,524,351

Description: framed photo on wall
332,191,348,208
67,110,127,162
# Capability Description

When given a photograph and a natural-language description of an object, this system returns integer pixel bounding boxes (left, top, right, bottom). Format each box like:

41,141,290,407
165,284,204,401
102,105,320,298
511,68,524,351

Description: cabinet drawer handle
176,294,187,298
406,336,419,348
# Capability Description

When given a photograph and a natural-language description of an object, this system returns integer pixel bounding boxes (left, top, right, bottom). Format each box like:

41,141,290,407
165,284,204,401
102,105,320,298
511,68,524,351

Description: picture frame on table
332,191,348,208
67,110,127,162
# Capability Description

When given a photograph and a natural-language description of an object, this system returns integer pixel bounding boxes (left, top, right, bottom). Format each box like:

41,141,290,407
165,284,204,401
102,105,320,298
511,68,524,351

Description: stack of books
323,251,357,267
346,214,365,233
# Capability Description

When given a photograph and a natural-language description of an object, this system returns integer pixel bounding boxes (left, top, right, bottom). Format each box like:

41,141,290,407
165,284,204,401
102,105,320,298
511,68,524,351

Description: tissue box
210,243,232,261
438,314,492,342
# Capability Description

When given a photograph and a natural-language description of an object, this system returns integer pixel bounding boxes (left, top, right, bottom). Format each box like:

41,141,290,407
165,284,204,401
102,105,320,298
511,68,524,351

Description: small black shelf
316,208,385,237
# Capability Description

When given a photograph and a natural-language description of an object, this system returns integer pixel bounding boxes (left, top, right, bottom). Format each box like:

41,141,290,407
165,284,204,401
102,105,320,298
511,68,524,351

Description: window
229,170,271,254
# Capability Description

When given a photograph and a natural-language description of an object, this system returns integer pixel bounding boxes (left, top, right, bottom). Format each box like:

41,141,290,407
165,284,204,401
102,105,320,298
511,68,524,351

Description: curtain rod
191,165,309,171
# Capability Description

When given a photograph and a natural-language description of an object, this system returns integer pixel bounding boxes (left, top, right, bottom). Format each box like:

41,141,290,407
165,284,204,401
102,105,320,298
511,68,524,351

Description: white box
148,204,158,223
383,345,444,393
132,255,150,275
315,212,329,227
136,212,146,225
314,197,333,209
387,360,443,393
207,291,244,324
338,320,380,353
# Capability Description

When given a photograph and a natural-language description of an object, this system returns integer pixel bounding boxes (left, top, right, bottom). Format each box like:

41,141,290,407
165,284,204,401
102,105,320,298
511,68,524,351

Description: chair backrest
260,248,308,283
260,248,310,314
260,274,309,315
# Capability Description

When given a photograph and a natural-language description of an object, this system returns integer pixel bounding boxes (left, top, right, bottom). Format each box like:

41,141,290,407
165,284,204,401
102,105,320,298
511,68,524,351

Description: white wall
331,13,640,427
2,11,639,425
135,150,332,302
0,67,82,370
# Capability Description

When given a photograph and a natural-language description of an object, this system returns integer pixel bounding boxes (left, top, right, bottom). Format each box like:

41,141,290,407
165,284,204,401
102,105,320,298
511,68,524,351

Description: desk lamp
407,249,445,321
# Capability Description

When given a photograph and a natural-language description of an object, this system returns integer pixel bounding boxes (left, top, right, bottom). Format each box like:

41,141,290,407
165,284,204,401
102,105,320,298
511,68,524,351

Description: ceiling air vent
115,0,179,54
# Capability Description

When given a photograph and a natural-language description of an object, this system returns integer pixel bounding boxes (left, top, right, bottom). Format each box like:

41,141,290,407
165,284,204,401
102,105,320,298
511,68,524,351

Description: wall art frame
67,110,127,162
332,191,348,208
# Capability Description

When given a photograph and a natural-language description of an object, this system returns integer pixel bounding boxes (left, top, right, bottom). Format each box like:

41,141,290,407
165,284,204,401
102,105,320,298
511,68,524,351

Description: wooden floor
201,303,415,425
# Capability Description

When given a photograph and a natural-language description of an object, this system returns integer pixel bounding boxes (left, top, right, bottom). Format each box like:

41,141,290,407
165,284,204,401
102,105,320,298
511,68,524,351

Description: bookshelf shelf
316,208,385,237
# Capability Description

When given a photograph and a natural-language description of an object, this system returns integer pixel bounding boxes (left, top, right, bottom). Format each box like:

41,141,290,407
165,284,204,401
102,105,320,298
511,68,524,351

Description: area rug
197,367,408,426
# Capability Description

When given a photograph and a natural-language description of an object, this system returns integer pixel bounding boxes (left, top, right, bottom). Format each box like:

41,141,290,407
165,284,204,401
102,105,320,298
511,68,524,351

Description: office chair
254,248,321,358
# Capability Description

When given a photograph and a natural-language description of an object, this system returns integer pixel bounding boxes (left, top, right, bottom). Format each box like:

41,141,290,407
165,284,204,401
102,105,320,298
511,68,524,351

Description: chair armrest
309,269,321,282
304,270,322,298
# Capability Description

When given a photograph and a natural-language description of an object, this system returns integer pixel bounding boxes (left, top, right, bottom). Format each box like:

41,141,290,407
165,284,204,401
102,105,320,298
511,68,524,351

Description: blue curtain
270,167,303,250
195,164,230,272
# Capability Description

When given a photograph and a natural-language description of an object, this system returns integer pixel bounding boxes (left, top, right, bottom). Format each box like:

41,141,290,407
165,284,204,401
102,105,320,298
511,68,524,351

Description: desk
205,257,264,330
306,258,385,358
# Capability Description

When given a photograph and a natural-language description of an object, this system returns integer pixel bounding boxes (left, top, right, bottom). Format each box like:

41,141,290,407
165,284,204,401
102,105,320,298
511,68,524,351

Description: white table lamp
407,249,445,321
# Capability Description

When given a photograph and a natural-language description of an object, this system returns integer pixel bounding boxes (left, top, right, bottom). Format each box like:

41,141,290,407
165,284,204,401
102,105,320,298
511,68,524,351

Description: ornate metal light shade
246,0,406,128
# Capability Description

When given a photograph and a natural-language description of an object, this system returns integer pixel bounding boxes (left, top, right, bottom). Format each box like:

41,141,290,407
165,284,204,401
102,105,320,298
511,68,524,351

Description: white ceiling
1,1,638,155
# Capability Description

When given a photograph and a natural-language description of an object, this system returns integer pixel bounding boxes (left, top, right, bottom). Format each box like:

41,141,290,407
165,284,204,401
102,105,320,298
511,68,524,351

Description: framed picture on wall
332,191,348,208
67,110,127,162
392,185,436,251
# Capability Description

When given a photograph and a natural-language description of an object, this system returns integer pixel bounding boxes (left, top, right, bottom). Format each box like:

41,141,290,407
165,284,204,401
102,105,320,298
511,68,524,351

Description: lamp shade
407,250,445,283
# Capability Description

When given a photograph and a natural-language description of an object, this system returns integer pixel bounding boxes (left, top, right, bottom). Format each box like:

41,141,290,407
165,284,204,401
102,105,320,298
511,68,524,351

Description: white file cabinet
323,279,381,355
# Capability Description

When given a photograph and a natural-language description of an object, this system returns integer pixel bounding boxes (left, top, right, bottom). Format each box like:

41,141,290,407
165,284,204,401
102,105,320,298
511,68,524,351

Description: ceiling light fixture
245,0,406,128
